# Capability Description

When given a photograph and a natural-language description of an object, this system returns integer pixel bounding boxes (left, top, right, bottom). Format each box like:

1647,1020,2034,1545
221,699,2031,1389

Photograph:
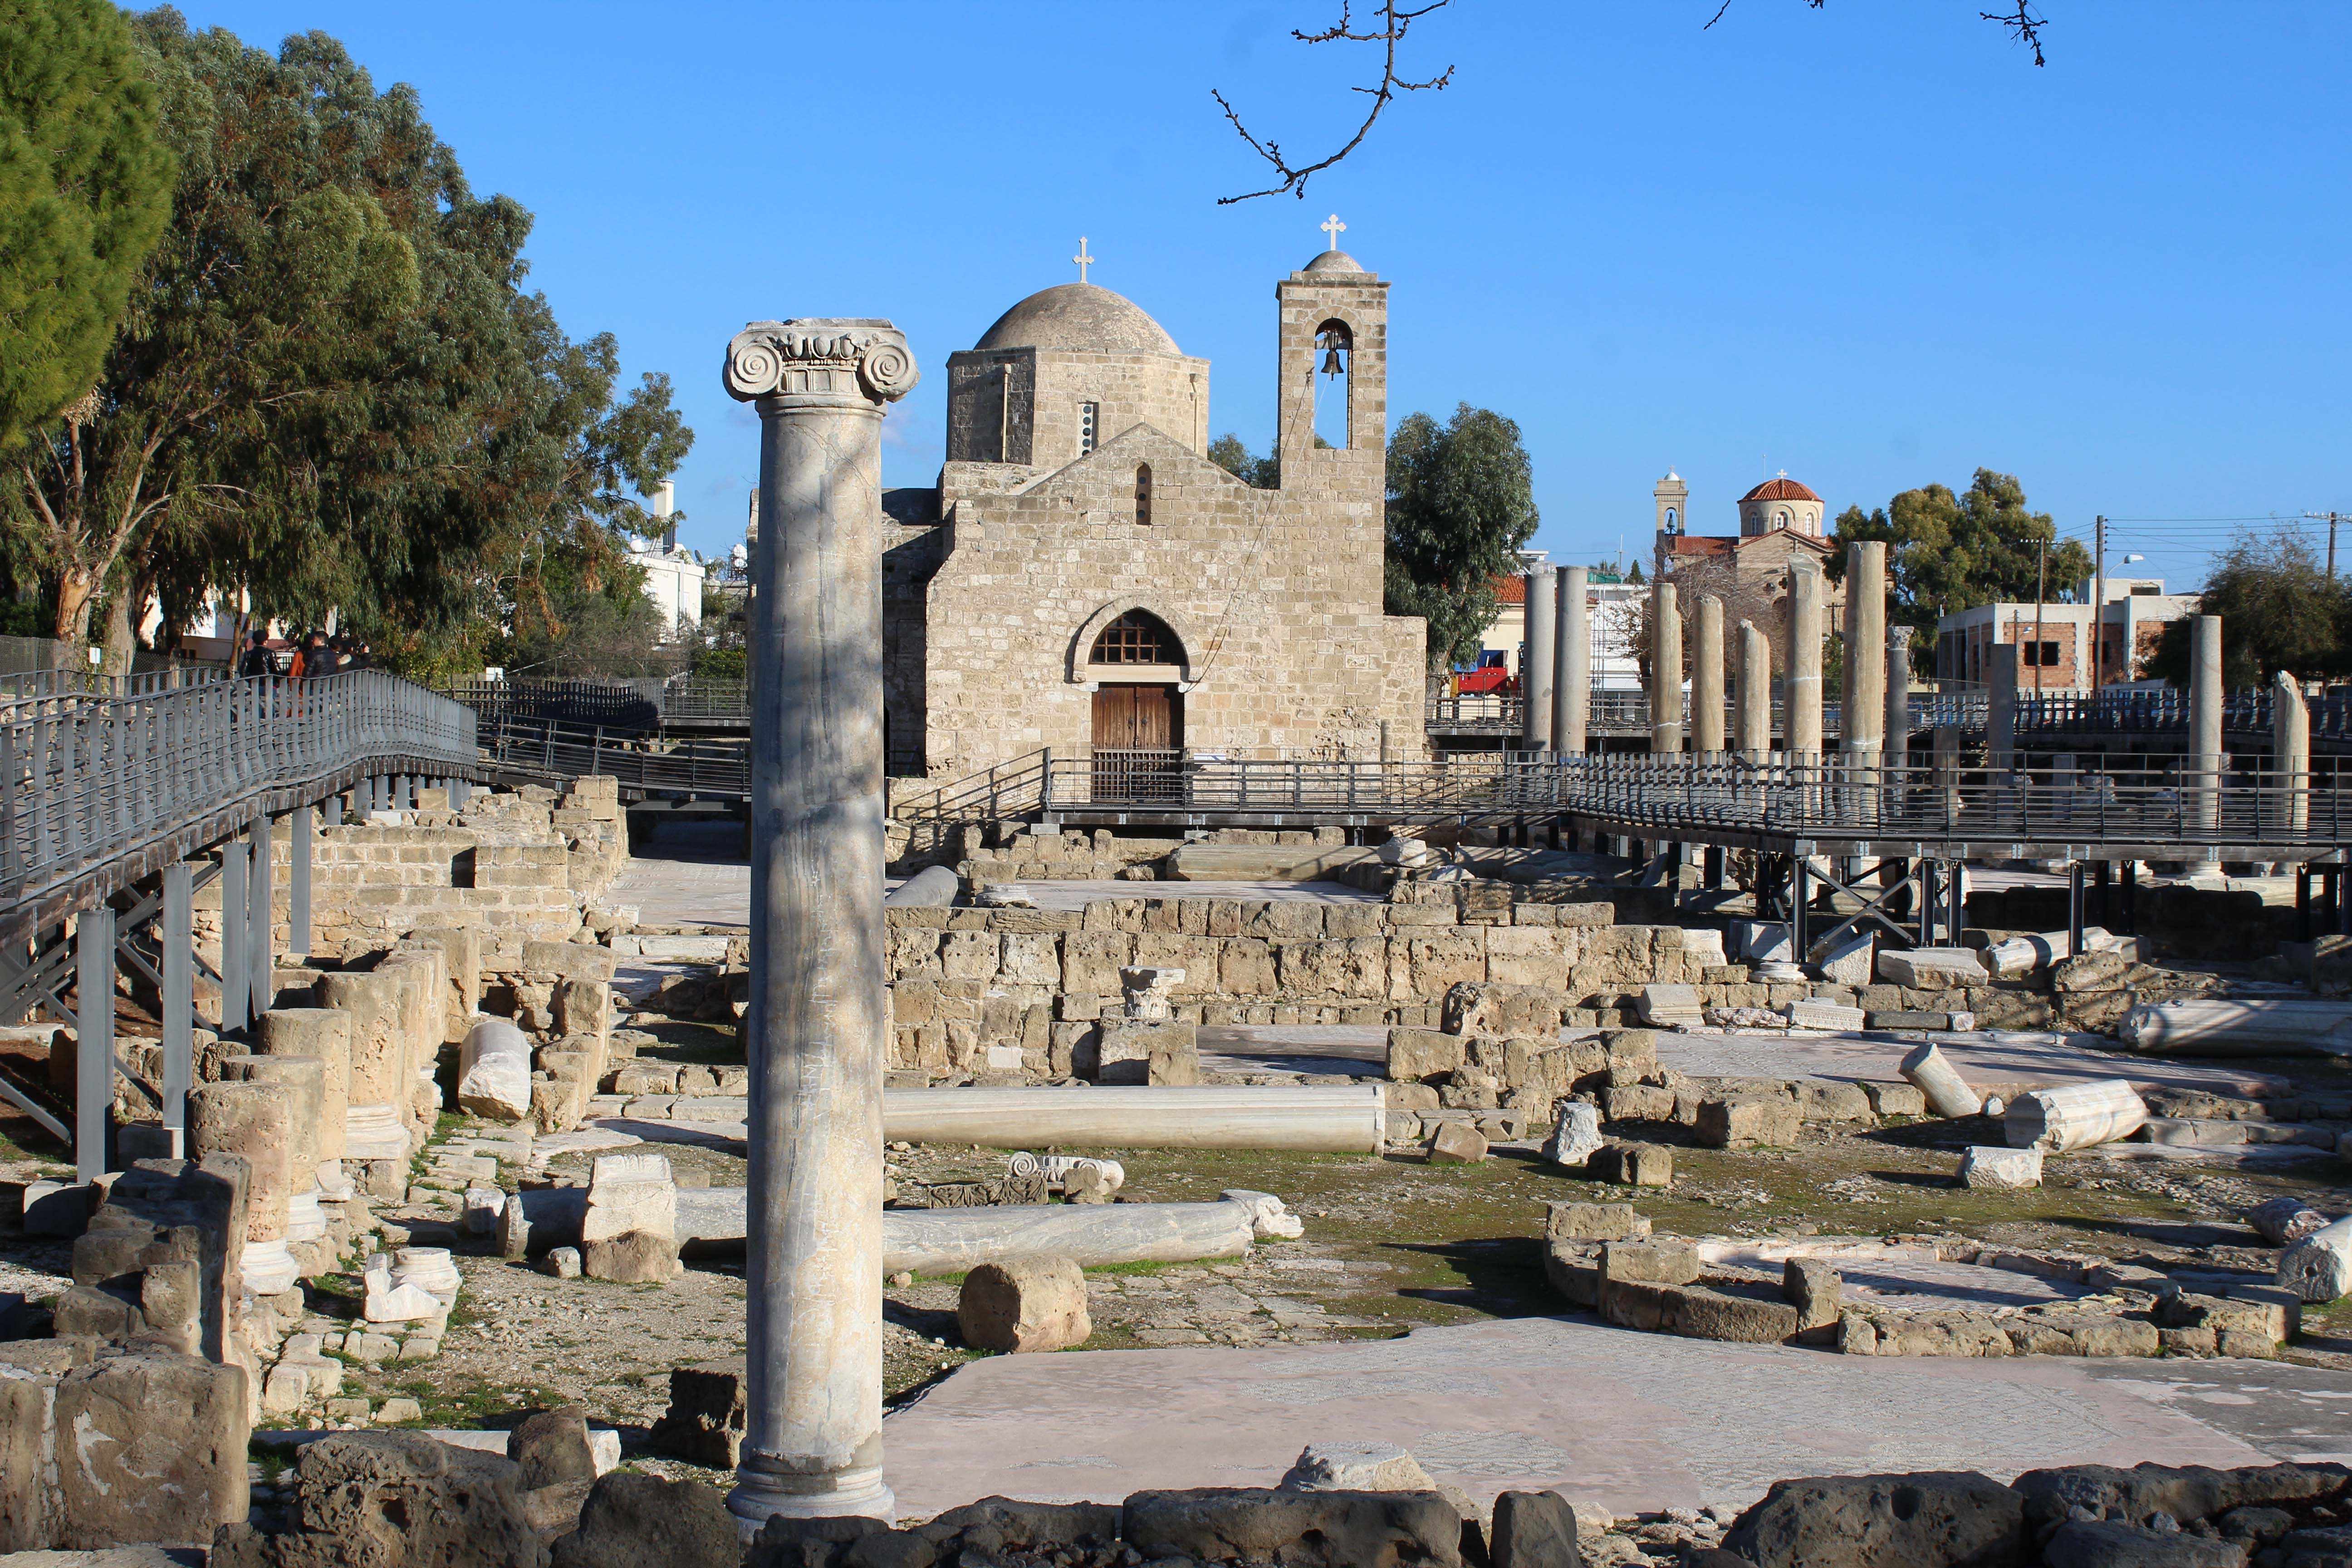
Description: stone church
882,245,1428,782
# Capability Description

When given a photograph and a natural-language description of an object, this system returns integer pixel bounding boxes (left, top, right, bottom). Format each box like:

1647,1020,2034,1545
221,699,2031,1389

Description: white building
628,481,706,640
1934,577,2200,690
1472,554,1645,691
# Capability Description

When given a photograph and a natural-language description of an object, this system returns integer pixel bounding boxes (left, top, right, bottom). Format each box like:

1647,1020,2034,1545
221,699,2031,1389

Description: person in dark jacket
236,631,271,678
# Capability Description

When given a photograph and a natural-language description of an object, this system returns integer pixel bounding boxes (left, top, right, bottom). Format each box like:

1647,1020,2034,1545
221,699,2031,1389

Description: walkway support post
220,835,248,1034
1785,564,1823,762
289,806,313,960
162,864,191,1157
1523,568,1555,750
1651,580,1683,755
75,905,114,1185
2275,668,2310,835
723,316,917,1530
1553,565,1587,755
247,813,271,1015
1691,594,1725,756
2190,615,2223,836
1736,620,1769,763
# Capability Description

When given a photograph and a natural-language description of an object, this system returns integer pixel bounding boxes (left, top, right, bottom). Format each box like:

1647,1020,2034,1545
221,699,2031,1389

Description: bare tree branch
1214,0,1455,204
1707,0,2046,67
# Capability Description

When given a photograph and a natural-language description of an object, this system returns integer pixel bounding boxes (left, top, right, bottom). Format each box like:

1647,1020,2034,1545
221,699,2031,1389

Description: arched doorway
1087,609,1185,799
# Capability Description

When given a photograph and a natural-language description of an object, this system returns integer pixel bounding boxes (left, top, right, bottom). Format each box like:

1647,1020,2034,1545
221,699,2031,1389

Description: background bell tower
1654,470,1688,536
1276,227,1387,502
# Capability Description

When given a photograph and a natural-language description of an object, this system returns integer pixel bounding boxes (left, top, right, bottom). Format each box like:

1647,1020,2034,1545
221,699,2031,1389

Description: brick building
1935,578,2202,689
882,246,1428,780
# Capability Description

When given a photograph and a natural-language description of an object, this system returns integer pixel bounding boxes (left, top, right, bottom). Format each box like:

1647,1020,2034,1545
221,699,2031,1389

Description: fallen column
2279,1216,2352,1303
458,1016,533,1122
2119,999,2352,1057
1900,1044,1984,1120
882,1085,1384,1153
2003,1079,2148,1153
1984,928,2117,979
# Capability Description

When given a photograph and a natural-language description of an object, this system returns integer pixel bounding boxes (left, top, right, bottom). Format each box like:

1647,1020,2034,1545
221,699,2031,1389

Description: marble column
1842,541,1886,764
1885,626,1913,771
1987,643,2019,769
1691,595,1725,756
2190,615,2224,833
1785,564,1824,761
1651,580,1683,755
722,318,916,1529
1736,620,1770,762
2275,669,2310,833
1522,568,1555,750
1553,566,1588,755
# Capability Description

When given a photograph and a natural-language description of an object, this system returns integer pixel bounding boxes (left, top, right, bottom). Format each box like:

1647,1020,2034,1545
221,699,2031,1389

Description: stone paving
877,1313,2352,1522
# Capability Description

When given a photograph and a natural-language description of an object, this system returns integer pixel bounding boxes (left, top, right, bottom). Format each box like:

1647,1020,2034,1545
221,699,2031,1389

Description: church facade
882,248,1427,782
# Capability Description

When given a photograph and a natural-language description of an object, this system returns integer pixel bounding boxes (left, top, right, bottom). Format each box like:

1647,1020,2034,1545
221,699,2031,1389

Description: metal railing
474,714,749,798
0,671,476,906
660,676,749,722
445,678,661,733
1423,688,1991,738
894,743,2352,848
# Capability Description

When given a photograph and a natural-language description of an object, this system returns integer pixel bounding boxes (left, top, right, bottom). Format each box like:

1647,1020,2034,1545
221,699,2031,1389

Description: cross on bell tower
1071,236,1093,283
1320,214,1345,251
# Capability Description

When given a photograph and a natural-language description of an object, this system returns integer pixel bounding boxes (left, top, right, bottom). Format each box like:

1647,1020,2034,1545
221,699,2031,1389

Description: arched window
1663,506,1678,531
1135,463,1153,526
1313,319,1352,450
1089,608,1181,666
1775,508,1792,529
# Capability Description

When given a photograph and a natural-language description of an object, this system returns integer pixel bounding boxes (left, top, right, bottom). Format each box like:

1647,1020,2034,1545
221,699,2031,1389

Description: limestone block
1877,947,1989,987
186,1080,292,1244
1542,1102,1604,1169
1784,1258,1842,1334
258,1009,352,1164
54,1351,249,1548
1603,1028,1659,1083
1428,1121,1488,1162
2278,1217,2352,1303
1546,1200,1638,1242
1696,1095,1800,1150
583,1152,677,1245
1636,984,1703,1028
1862,1083,1928,1119
1095,1019,1196,1086
1959,1144,2044,1190
1900,1043,1984,1119
317,967,412,1117
458,1017,534,1122
2004,1079,2148,1152
583,1230,680,1283
957,1256,1091,1352
1601,1239,1700,1285
649,1358,749,1468
1784,998,1867,1031
1386,1027,1465,1083
1591,1142,1671,1186
554,978,608,1051
1814,931,1875,987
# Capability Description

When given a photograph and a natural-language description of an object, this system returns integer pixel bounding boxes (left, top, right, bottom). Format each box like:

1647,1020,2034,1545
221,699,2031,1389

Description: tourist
235,630,271,679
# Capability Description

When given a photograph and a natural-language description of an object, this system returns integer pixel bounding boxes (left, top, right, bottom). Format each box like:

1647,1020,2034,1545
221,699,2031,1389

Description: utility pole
2308,512,2342,580
2092,515,2106,692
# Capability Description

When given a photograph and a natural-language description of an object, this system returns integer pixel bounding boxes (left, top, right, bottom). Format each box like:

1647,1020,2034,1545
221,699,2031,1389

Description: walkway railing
0,671,476,907
1422,688,1990,738
474,714,749,798
897,745,2352,849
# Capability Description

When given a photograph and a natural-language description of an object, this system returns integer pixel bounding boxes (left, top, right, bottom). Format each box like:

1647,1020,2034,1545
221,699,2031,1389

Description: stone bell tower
1275,219,1387,504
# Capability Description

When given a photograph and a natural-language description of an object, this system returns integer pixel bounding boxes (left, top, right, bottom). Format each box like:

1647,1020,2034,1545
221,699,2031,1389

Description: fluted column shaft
724,318,918,1530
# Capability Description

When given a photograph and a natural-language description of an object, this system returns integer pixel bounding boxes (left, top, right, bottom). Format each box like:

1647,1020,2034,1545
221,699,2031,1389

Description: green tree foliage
0,0,175,452
0,16,689,679
1207,431,1280,489
2145,527,2342,691
1384,403,1540,671
1828,468,2089,675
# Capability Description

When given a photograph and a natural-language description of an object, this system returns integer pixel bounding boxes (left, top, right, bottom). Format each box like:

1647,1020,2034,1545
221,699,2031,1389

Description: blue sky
172,2,2352,592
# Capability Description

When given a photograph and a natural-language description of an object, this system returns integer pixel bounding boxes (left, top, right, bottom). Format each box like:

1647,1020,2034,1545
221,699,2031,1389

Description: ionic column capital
723,318,919,410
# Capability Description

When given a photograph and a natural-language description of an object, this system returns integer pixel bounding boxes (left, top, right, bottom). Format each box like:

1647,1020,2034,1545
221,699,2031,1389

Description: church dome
1304,249,1368,274
1740,475,1822,504
973,283,1180,355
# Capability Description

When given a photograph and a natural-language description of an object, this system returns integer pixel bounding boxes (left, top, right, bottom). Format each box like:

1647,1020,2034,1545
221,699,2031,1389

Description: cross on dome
1321,213,1346,250
1072,236,1094,283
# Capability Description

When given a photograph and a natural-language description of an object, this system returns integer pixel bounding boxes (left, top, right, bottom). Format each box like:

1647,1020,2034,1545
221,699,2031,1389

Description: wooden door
1091,685,1181,750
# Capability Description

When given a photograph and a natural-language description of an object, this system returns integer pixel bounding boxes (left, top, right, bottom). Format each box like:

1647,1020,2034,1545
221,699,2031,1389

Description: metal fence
474,715,748,798
446,679,661,732
0,671,476,906
1424,689,1991,738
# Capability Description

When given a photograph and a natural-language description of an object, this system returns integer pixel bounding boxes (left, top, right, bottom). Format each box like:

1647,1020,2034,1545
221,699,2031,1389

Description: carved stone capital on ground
722,318,918,407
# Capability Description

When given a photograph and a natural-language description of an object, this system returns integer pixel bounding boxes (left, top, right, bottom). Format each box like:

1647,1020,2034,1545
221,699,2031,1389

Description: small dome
1740,476,1823,504
1304,249,1368,274
973,282,1180,355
